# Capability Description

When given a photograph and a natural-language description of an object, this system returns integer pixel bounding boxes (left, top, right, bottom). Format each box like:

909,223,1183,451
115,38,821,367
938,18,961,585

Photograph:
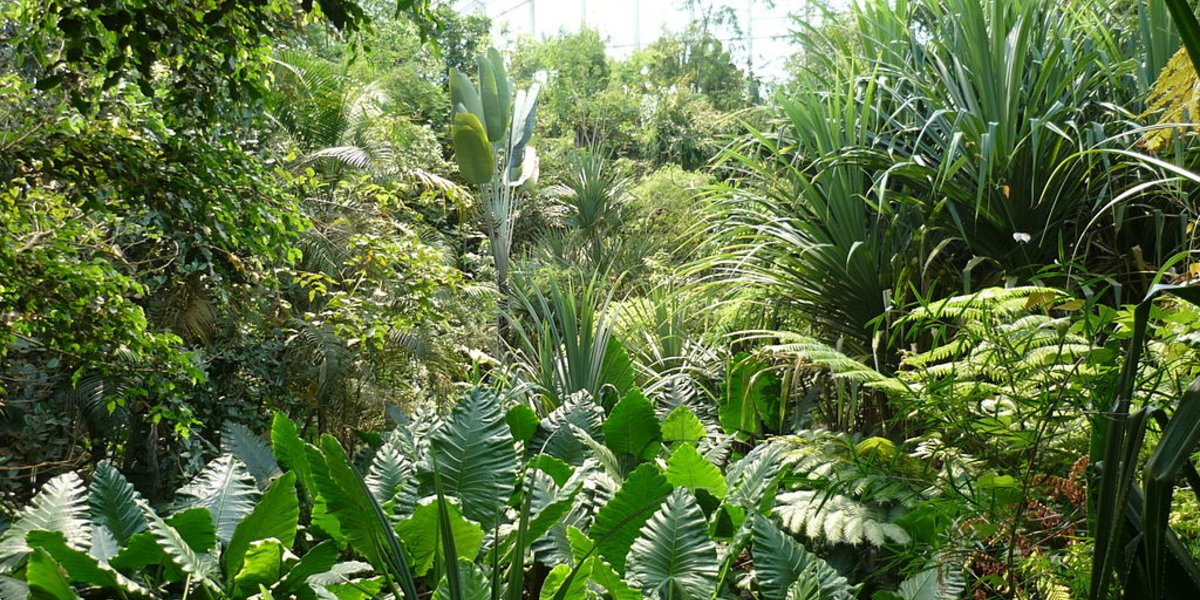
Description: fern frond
773,490,911,547
1144,45,1200,152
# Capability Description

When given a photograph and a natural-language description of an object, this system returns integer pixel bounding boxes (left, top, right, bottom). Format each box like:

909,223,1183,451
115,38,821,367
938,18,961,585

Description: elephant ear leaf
425,388,518,529
26,530,148,597
89,461,147,545
24,549,78,600
452,112,494,185
589,463,672,573
0,472,89,571
225,472,299,579
627,488,717,600
751,515,854,600
144,504,220,592
222,422,282,489
176,454,259,546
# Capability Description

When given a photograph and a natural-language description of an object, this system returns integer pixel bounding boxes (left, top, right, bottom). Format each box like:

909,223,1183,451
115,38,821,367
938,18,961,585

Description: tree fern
175,454,260,545
0,473,90,571
627,489,718,600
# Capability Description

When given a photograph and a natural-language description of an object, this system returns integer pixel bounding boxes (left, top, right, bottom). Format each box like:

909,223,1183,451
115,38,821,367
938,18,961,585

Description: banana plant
448,48,541,349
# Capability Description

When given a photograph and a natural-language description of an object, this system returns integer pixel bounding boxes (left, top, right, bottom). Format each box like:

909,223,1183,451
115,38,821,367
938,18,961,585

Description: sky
450,0,832,81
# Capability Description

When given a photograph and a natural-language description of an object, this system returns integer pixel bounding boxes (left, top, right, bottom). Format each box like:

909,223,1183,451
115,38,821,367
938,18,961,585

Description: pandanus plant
448,49,541,348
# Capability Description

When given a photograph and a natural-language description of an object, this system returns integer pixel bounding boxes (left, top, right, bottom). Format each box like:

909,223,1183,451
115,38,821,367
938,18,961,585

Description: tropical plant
447,48,541,349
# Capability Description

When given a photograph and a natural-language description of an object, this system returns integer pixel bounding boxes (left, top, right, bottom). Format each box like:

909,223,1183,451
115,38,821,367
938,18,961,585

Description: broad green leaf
508,84,539,167
177,454,259,546
540,563,587,600
530,455,573,486
232,539,286,598
26,531,146,597
88,461,147,544
271,412,312,489
144,504,219,591
751,516,853,600
89,526,119,563
487,47,512,140
896,567,964,600
506,405,540,445
451,112,494,185
477,55,506,142
661,406,706,444
222,422,282,489
394,498,485,577
627,489,718,600
725,441,787,513
566,526,593,563
0,473,89,571
24,549,78,600
586,556,640,600
432,559,491,600
0,576,28,599
604,390,662,461
427,388,518,528
450,67,486,127
531,394,606,465
665,443,727,499
225,471,299,580
590,463,673,572
275,540,339,595
109,532,165,573
721,352,782,434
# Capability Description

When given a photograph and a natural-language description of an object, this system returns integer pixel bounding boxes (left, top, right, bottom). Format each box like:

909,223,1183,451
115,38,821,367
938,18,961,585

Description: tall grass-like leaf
1089,282,1200,599
176,454,260,545
627,488,718,599
427,388,518,529
88,461,146,545
1165,0,1200,74
310,434,419,598
1143,381,1200,597
0,473,89,571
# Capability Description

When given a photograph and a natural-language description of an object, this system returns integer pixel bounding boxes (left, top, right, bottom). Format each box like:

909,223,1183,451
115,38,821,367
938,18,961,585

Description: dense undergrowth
7,0,1200,598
